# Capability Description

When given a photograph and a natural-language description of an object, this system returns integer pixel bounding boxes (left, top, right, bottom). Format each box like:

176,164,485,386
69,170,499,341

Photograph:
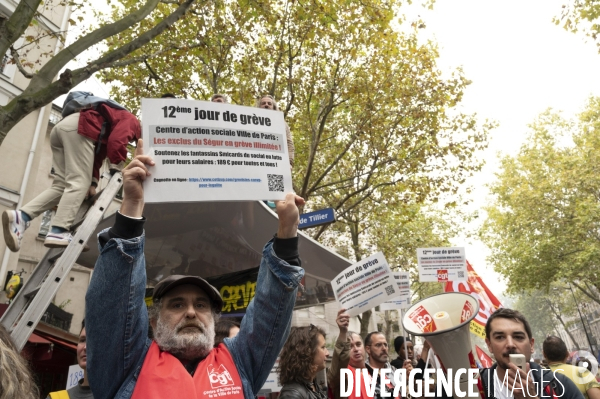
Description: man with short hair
211,94,228,103
327,309,367,399
363,332,404,399
543,335,600,399
480,308,583,399
86,139,305,399
48,325,94,399
256,95,295,168
327,311,382,399
365,332,392,369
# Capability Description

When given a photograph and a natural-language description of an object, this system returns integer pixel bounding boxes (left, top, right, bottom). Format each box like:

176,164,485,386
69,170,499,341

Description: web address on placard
189,177,262,183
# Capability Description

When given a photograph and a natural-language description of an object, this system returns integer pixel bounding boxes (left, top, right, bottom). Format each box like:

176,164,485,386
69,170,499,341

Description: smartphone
509,354,527,370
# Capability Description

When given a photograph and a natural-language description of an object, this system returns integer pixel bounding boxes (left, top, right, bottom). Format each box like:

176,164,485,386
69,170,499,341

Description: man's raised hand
120,139,154,218
336,308,350,333
275,193,305,239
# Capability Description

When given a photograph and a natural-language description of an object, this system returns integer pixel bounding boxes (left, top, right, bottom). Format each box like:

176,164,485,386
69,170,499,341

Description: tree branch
0,0,198,146
32,0,166,86
62,0,198,90
0,0,43,58
572,281,600,306
9,47,34,79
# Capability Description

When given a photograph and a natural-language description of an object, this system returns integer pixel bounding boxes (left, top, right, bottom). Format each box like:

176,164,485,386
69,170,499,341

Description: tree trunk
360,310,372,340
383,310,394,348
547,299,580,350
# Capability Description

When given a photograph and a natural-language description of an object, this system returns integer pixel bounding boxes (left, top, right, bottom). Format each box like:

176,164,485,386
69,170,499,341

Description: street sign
298,208,336,229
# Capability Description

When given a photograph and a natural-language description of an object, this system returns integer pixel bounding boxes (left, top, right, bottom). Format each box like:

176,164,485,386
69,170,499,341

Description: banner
444,261,502,338
476,345,493,368
142,98,293,202
146,268,258,316
145,267,335,315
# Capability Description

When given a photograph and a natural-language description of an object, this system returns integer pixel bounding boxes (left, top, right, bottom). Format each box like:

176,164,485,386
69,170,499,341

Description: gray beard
154,316,215,361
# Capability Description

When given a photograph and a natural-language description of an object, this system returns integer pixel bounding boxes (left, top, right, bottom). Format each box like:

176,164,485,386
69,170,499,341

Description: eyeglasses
367,342,388,348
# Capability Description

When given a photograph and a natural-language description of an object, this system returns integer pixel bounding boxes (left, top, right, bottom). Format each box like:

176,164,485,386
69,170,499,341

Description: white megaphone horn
402,292,483,399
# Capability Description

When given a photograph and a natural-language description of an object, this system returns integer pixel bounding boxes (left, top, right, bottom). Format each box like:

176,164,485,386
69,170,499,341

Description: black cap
152,275,223,313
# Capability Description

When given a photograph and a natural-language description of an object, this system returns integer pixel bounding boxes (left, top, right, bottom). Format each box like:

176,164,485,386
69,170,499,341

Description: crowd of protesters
0,91,598,399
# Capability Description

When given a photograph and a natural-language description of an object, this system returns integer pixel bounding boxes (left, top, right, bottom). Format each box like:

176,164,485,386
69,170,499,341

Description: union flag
444,261,502,338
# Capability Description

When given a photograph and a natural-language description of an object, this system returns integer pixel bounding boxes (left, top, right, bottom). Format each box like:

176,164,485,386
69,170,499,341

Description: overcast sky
407,0,600,296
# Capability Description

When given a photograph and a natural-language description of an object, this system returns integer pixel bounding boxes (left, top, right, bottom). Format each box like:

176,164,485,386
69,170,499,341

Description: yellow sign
470,321,486,339
220,281,256,312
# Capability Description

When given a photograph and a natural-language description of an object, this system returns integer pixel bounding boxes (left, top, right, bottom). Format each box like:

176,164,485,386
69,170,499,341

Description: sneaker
2,210,29,252
44,232,90,252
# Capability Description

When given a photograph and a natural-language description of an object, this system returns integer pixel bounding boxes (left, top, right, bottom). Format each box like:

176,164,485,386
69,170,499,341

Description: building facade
0,0,93,336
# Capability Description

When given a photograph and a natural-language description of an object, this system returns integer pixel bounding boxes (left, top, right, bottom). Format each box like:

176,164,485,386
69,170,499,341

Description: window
49,107,62,125
0,54,8,75
312,304,325,319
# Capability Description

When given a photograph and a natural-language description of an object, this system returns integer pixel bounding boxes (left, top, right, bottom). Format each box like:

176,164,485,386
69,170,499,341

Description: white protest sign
141,98,293,202
66,364,84,389
416,247,467,282
331,252,397,317
379,272,411,310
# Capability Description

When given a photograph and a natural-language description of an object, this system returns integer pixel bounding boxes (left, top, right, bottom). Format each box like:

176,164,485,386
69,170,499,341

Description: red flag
476,345,493,368
444,261,502,338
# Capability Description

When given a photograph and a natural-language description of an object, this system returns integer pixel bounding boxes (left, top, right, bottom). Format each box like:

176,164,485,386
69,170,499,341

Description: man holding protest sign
85,139,305,399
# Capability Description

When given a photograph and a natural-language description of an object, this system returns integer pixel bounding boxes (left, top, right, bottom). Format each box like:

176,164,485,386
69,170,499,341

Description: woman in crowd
278,325,329,399
391,336,416,369
0,324,39,399
214,319,240,347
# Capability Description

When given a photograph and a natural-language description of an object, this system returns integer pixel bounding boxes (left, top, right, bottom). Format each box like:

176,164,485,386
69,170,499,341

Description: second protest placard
331,252,397,317
379,272,411,310
416,247,467,282
142,98,293,202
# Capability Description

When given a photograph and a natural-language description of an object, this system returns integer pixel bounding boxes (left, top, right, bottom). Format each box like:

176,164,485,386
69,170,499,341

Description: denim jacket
86,229,304,399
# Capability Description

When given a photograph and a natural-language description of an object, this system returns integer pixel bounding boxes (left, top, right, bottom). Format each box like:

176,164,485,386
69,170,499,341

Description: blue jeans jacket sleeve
225,238,304,397
85,230,150,399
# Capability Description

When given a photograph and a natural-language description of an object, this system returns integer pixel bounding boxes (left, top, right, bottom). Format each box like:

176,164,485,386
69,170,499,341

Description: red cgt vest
131,342,245,399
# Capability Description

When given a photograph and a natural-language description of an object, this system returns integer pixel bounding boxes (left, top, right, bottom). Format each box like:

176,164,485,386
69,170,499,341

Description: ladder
0,172,123,350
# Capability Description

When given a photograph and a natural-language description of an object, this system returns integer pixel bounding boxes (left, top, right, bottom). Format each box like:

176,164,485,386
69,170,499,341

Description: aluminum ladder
0,172,123,350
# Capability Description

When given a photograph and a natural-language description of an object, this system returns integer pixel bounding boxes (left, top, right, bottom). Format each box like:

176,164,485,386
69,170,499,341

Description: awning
23,332,54,362
36,332,77,351
28,333,52,345
77,201,351,306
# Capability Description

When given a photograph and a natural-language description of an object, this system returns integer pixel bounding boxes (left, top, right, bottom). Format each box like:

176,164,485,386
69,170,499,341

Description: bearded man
85,139,305,399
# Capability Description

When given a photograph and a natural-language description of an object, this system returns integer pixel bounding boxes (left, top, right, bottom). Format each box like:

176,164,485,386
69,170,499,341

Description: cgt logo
436,270,448,282
409,305,437,333
208,364,234,388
